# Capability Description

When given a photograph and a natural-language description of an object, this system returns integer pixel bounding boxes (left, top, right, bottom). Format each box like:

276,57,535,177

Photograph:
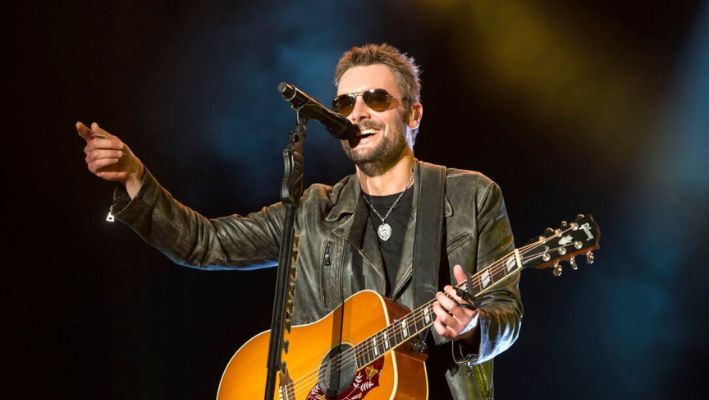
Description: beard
341,119,409,176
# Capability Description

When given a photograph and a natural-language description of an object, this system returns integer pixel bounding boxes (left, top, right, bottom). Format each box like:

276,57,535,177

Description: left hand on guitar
432,265,480,340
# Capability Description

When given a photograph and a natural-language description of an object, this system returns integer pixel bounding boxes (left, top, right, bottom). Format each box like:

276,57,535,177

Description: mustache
356,120,385,131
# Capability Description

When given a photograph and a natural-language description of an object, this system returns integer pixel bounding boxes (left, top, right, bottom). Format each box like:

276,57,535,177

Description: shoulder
299,174,358,216
301,174,354,201
419,159,498,190
440,166,505,212
445,167,498,191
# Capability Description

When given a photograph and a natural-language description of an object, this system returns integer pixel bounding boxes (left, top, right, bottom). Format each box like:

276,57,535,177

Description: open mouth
356,128,378,138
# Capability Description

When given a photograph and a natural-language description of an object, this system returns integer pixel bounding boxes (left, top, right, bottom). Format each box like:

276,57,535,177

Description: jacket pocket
446,232,476,273
447,232,473,253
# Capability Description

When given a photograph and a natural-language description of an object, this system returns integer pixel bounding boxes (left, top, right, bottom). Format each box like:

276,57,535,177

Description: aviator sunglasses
332,88,403,117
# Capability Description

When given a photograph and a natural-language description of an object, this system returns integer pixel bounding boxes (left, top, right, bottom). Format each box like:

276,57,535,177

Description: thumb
453,264,468,285
75,121,94,142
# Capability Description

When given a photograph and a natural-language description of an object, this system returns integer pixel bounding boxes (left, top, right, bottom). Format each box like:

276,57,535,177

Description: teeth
359,129,377,136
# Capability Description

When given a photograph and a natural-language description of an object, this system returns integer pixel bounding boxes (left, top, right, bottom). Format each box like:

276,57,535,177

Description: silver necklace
361,174,414,241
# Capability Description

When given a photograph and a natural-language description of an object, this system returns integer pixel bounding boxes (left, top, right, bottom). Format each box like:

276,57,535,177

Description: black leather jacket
111,160,522,399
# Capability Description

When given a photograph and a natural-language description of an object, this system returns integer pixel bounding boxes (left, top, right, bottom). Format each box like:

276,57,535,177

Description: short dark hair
334,43,422,110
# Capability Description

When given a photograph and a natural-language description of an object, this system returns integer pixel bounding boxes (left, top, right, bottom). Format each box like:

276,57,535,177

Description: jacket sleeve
456,180,523,364
110,168,285,270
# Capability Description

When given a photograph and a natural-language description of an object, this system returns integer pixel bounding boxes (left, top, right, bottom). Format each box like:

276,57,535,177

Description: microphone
278,82,359,139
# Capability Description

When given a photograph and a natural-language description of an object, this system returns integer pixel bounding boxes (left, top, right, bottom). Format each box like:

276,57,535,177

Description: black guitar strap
412,161,447,309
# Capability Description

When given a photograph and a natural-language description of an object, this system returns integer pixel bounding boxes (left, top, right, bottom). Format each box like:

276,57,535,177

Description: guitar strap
412,161,447,310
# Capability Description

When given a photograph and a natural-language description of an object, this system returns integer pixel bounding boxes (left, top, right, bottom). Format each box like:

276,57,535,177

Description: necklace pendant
377,223,392,241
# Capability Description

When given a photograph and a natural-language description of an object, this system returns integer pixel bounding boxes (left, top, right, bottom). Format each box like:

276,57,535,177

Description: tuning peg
558,247,567,255
544,227,555,237
542,252,551,262
552,261,563,277
561,220,568,228
283,340,290,353
586,251,595,264
569,257,578,270
576,214,585,221
574,240,583,249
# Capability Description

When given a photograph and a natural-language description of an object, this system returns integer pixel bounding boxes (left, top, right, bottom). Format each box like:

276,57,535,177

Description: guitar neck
355,214,601,366
355,250,524,366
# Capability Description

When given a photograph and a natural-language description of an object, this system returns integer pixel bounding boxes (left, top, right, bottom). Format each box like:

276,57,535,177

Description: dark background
6,0,709,398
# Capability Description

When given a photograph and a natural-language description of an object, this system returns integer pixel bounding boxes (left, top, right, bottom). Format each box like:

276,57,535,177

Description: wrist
125,164,145,199
456,310,480,339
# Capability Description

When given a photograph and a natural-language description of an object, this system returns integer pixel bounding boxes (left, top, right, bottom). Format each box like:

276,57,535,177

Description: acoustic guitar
217,214,600,399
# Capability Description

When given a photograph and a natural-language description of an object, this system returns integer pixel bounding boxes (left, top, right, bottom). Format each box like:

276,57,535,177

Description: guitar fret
356,346,364,366
358,340,371,365
393,324,402,344
480,270,492,288
505,255,516,272
423,305,432,324
413,311,426,332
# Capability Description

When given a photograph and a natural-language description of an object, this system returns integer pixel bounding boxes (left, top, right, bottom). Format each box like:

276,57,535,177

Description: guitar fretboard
354,251,522,366
351,216,600,368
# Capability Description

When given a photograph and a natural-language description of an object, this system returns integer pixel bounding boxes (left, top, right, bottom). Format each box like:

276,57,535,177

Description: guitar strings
286,246,562,399
284,238,562,399
283,228,580,396
285,234,572,398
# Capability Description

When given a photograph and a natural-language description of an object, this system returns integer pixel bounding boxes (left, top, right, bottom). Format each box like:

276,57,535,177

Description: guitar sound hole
318,343,357,397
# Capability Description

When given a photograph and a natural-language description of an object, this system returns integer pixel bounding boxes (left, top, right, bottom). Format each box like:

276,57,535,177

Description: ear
408,103,423,129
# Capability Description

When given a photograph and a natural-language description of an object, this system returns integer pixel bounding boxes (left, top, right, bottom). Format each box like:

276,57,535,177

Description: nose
347,96,371,123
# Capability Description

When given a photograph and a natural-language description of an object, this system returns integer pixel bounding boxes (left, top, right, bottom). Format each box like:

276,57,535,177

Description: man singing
78,43,522,399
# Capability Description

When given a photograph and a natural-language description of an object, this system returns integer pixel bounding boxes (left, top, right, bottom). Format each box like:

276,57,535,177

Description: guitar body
217,290,428,400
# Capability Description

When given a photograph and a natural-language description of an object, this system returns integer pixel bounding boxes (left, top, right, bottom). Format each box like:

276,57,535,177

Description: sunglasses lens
333,89,394,116
333,95,355,116
363,89,392,111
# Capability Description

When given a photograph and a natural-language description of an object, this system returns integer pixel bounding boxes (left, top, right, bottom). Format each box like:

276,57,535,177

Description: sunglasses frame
332,88,403,116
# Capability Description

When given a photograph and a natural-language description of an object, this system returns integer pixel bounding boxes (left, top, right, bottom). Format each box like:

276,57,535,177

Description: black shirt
363,185,414,296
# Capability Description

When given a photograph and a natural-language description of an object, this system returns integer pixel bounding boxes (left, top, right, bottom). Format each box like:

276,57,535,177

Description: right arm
77,121,284,270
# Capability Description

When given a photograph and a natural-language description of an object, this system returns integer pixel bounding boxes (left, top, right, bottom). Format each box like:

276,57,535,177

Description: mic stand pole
264,115,306,400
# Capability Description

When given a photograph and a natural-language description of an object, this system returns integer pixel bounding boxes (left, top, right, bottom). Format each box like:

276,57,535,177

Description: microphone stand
264,113,307,400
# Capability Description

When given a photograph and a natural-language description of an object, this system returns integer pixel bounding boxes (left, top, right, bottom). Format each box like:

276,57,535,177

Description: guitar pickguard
305,357,385,400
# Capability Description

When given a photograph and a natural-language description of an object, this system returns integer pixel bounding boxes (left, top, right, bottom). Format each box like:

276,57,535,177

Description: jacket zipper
321,241,333,306
323,242,332,266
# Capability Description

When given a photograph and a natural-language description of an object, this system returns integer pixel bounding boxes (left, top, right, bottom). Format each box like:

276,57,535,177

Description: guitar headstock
522,214,601,276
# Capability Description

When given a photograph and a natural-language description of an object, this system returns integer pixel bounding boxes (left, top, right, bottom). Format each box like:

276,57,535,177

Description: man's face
336,64,410,175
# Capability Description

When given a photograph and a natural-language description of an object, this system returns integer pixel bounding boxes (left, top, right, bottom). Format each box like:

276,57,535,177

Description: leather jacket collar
324,160,452,224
